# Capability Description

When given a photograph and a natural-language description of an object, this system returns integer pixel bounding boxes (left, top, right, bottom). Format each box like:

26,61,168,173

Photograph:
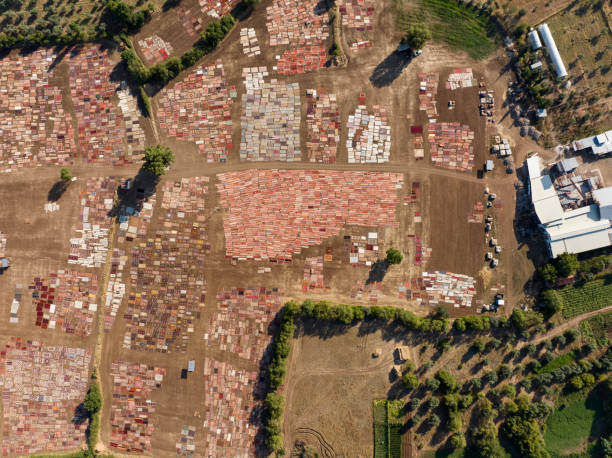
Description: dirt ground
0,0,561,454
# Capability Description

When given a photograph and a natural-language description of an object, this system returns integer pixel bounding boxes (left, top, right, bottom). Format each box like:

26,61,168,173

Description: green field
559,273,612,319
535,351,576,374
394,0,497,59
373,400,403,458
580,311,612,347
544,390,604,456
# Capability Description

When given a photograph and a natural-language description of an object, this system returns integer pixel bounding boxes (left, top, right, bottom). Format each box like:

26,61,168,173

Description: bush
501,384,516,399
139,86,151,117
121,48,150,84
556,252,579,277
385,248,403,265
425,377,440,391
498,365,511,380
450,432,466,449
540,289,563,314
471,337,487,353
427,413,441,427
511,309,543,330
142,144,174,176
428,397,440,409
538,264,558,284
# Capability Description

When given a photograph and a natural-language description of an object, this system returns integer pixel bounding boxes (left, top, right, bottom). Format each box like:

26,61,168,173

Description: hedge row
121,14,235,86
262,300,451,453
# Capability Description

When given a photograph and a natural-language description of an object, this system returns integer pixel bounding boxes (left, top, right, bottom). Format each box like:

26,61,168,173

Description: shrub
498,364,511,380
501,384,516,398
511,309,543,330
427,413,441,427
556,252,579,277
428,397,440,409
425,377,440,391
540,289,563,314
538,264,558,283
139,86,151,117
450,432,466,449
472,337,487,353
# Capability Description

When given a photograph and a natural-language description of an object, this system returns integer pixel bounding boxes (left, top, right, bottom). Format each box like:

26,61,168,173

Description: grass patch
580,311,612,348
535,351,576,374
544,389,604,456
559,273,612,319
393,0,497,59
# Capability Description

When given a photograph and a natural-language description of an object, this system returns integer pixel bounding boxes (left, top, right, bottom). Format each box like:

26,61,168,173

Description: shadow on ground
369,51,411,88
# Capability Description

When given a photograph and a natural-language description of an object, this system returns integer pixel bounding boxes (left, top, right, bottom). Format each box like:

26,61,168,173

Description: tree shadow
366,259,389,284
108,168,158,219
369,51,412,88
48,181,68,202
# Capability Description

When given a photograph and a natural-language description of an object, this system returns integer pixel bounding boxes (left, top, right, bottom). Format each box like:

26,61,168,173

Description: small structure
530,61,543,70
571,129,612,156
0,258,9,270
490,258,499,267
528,29,542,50
486,160,494,171
536,108,547,118
372,348,382,358
556,157,579,174
537,23,568,78
397,346,410,362
593,187,612,221
188,360,195,372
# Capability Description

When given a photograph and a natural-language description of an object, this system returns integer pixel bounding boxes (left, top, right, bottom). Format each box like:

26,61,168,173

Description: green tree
386,248,403,264
538,263,558,284
450,432,466,449
83,382,101,414
555,252,579,277
435,370,457,394
142,144,175,176
427,413,441,427
403,23,431,50
428,396,440,409
402,372,419,390
264,392,284,419
60,167,73,182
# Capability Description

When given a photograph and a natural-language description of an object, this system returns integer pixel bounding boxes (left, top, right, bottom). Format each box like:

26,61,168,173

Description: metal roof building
537,23,568,78
525,155,612,257
528,30,542,50
571,129,612,156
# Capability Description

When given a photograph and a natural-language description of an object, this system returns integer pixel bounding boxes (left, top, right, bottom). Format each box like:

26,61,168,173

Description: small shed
397,346,410,362
188,360,195,372
0,258,9,269
536,108,547,118
528,30,542,50
556,157,579,174
486,160,494,171
530,61,543,70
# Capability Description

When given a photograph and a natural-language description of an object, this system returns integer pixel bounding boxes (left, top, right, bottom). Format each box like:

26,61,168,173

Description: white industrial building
537,23,568,78
526,155,612,258
571,129,612,156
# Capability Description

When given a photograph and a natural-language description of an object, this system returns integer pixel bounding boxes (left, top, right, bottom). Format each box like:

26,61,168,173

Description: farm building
571,129,612,156
537,23,568,78
528,29,542,50
525,155,612,258
555,157,578,174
